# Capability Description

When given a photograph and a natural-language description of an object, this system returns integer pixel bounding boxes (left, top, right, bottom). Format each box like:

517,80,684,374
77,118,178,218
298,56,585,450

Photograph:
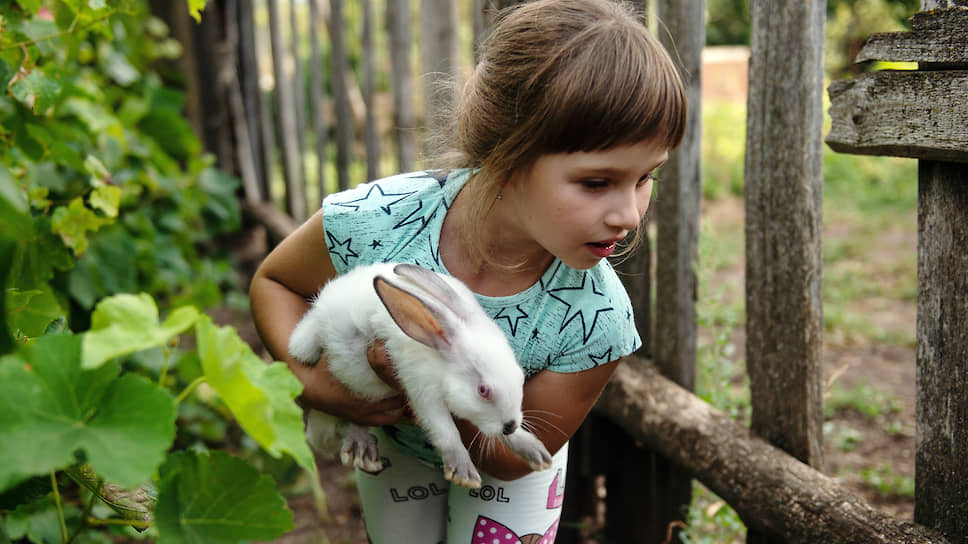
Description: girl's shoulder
321,170,469,272
323,170,459,211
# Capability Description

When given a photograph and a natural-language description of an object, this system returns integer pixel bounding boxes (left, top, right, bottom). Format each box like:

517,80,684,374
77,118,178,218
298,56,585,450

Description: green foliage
155,450,294,543
0,2,309,543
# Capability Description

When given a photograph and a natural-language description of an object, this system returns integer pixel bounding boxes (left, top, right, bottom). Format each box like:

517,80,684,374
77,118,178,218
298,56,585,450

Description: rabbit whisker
522,413,567,439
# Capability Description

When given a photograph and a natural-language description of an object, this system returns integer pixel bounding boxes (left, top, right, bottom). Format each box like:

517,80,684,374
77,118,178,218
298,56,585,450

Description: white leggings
355,428,568,544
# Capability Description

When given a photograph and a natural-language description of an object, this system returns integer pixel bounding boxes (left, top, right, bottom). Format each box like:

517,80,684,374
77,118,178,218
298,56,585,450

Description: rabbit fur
288,262,552,488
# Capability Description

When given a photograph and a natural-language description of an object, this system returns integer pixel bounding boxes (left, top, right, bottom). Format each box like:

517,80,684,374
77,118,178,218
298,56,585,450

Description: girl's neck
440,189,552,297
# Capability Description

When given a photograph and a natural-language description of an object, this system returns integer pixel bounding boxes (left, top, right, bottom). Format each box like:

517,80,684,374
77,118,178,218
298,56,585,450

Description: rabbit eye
478,384,491,400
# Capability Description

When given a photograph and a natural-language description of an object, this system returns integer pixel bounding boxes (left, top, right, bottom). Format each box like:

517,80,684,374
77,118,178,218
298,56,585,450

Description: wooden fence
160,0,967,542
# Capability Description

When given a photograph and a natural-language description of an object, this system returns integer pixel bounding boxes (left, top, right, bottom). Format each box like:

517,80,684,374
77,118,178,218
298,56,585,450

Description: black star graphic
332,183,416,215
589,347,614,366
327,232,358,266
369,239,384,250
547,273,614,344
493,305,529,337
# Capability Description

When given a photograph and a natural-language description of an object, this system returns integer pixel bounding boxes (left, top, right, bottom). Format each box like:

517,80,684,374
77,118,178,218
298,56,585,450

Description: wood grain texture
826,70,968,163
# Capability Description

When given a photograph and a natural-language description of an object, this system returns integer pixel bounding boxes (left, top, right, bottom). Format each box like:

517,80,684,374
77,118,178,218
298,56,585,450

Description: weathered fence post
328,0,354,191
826,3,968,541
267,0,307,220
420,0,459,156
745,0,826,542
308,0,328,200
386,0,416,173
607,1,704,542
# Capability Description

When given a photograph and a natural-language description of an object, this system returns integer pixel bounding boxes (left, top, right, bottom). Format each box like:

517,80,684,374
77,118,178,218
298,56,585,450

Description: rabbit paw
339,426,383,473
440,448,482,489
504,430,553,471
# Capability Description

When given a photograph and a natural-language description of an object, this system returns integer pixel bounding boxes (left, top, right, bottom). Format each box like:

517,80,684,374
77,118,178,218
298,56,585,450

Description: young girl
250,0,686,541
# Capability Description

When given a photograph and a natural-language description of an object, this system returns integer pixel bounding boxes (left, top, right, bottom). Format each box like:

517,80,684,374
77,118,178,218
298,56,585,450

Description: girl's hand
366,341,415,420
293,357,408,427
366,340,404,392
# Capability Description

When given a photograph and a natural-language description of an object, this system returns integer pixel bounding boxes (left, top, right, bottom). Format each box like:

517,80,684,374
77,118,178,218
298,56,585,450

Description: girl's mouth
586,241,617,258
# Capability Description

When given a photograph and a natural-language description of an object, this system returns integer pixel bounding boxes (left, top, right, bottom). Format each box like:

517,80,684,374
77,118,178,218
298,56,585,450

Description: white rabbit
288,262,553,488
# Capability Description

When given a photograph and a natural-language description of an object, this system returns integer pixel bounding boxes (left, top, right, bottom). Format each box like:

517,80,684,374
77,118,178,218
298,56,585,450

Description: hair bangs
532,21,687,155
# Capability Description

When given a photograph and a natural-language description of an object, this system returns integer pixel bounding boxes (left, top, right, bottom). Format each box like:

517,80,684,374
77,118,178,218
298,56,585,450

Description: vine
1,1,314,542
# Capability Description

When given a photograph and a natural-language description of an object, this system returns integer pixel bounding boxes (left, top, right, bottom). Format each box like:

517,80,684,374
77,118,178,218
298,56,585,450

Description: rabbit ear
373,276,454,350
392,263,470,315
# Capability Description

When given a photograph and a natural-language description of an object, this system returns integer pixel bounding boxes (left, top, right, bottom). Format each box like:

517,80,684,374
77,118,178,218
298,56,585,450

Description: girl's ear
374,276,452,350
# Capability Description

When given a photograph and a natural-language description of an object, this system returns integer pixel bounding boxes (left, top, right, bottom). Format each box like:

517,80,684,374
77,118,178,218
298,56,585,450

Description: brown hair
446,0,687,266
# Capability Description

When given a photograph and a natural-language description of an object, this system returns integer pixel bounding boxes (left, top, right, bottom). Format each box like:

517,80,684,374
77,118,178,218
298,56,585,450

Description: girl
250,0,686,542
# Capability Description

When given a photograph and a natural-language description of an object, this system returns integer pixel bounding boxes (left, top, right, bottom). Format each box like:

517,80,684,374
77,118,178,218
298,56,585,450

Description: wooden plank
420,0,459,157
594,361,950,544
745,1,826,541
915,161,968,542
308,0,328,200
268,0,307,219
619,0,703,541
386,0,416,173
856,7,968,65
328,0,354,191
362,0,380,181
826,70,968,164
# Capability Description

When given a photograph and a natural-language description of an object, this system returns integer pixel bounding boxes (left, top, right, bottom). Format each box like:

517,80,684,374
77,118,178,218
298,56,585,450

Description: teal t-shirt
321,169,641,464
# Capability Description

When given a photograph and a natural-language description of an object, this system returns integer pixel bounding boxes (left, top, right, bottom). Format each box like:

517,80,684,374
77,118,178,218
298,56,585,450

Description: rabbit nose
502,421,518,435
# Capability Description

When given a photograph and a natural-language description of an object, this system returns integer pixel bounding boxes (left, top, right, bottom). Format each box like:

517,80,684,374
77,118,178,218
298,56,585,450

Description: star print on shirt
493,305,529,337
369,240,384,250
327,232,358,266
589,347,613,366
331,183,416,215
547,272,614,345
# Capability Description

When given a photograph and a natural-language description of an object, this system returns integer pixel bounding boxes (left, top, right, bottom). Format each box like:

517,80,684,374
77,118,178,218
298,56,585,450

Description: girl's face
502,138,668,271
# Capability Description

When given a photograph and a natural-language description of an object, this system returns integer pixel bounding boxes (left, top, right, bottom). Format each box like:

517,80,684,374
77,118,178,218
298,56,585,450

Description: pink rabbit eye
478,384,491,400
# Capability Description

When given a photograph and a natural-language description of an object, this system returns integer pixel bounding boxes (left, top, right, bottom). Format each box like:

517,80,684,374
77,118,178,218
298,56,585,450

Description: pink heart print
470,516,560,544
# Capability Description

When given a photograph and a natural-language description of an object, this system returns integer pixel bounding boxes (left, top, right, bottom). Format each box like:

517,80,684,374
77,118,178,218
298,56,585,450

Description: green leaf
0,335,177,492
5,287,64,340
186,0,207,22
88,184,120,218
15,0,42,14
64,224,136,309
0,165,32,240
195,316,315,471
9,71,63,114
0,241,17,355
155,450,293,543
81,293,199,369
50,197,113,255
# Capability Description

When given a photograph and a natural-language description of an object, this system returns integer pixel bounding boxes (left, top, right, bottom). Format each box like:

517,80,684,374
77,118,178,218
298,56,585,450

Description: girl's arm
456,359,622,481
249,209,408,427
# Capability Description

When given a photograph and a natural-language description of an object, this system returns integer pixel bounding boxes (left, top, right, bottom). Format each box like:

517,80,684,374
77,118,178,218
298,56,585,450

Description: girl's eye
637,173,657,187
581,179,609,190
478,384,492,400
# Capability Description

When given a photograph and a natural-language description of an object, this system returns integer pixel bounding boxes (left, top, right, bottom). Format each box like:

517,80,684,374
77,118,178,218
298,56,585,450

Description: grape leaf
5,287,64,340
81,293,200,369
50,197,113,255
0,241,17,355
9,71,63,114
0,335,176,493
155,450,293,543
88,184,121,218
195,316,314,471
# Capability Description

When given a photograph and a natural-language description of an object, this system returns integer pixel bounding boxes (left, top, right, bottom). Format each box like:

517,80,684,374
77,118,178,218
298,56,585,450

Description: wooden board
826,70,968,164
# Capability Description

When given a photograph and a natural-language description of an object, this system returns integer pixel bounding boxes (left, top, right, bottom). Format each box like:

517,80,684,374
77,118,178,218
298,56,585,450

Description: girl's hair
448,0,688,267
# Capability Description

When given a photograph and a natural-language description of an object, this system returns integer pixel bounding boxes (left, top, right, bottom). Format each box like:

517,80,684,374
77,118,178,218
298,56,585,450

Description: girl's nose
606,191,645,231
